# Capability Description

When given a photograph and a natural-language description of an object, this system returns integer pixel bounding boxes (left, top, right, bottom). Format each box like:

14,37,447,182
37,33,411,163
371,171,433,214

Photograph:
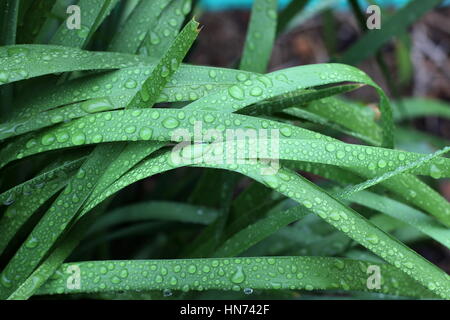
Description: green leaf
349,191,450,250
93,153,450,298
35,257,435,298
88,201,218,234
240,0,278,73
2,110,447,178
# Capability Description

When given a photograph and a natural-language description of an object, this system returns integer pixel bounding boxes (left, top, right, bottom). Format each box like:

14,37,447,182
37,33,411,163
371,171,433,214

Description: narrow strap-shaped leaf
2,81,358,143
184,63,394,147
349,191,450,250
239,84,361,117
214,205,309,257
1,55,394,147
0,44,155,86
240,0,278,73
338,146,450,198
88,201,218,234
35,257,435,298
1,110,447,178
90,153,450,298
287,159,450,227
10,64,253,121
393,98,450,121
283,97,383,146
127,19,200,109
215,147,450,258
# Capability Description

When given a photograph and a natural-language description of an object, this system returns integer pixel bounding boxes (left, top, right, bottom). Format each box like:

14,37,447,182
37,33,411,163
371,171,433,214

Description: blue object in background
200,0,450,11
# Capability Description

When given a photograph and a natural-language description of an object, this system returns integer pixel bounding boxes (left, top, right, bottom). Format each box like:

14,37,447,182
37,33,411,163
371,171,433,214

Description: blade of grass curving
287,159,450,227
214,205,310,257
93,153,450,298
363,173,450,228
3,61,394,147
10,65,255,121
393,98,450,122
215,147,450,258
283,107,381,145
88,201,218,234
180,63,394,147
240,0,278,73
283,97,383,146
239,84,361,117
2,110,448,178
349,191,450,249
338,146,450,198
3,78,359,142
34,257,435,298
5,102,449,228
3,19,199,127
0,45,157,86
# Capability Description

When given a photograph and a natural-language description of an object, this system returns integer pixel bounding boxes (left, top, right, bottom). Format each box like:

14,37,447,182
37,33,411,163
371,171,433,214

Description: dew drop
162,117,180,129
228,85,245,100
